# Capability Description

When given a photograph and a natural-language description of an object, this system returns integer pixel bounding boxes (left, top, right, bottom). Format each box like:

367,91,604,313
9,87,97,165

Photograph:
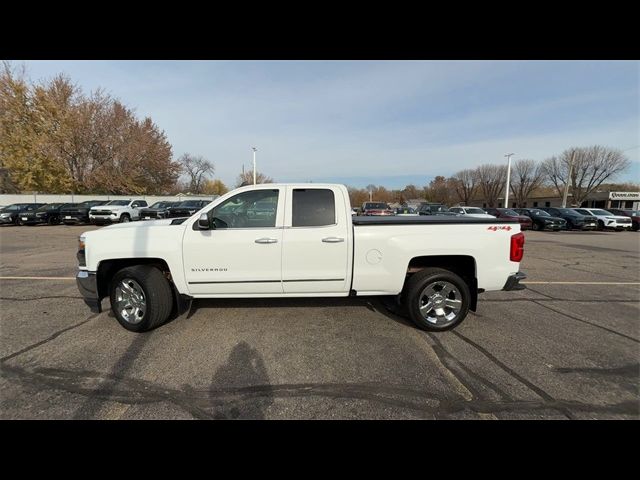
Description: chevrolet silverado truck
76,184,526,333
89,199,148,224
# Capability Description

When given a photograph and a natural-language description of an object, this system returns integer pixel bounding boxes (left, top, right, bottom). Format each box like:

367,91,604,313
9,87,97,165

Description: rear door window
292,189,335,227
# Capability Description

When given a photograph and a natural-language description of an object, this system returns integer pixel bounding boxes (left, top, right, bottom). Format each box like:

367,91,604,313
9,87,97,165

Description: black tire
16,217,24,226
48,216,60,225
532,222,540,231
109,265,174,332
120,214,130,223
403,267,471,332
597,220,604,231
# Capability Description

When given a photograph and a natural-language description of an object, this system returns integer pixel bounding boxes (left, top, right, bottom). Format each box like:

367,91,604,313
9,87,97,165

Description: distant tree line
347,145,632,208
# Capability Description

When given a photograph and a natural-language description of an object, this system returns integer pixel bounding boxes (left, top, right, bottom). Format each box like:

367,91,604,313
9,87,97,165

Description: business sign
609,192,640,201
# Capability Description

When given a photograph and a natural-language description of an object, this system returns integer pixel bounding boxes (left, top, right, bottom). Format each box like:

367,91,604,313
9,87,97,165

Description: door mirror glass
198,213,210,229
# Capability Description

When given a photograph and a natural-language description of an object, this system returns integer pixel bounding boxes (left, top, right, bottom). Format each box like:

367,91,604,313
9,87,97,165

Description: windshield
106,200,130,206
500,209,518,216
365,203,389,209
81,200,105,206
1,204,25,211
530,209,550,216
590,209,613,216
465,208,486,214
176,200,203,208
150,202,172,208
555,208,578,215
37,203,64,211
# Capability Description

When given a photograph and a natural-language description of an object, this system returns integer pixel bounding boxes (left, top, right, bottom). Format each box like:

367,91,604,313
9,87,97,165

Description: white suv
89,199,148,224
572,208,632,231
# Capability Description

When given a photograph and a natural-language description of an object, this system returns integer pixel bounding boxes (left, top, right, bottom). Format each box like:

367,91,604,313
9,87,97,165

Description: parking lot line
522,281,640,285
0,276,76,280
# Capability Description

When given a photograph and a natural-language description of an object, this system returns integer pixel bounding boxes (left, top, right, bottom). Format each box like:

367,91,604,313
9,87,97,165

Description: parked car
571,208,633,231
417,203,458,216
607,209,639,231
449,206,496,218
19,203,79,226
395,206,418,216
166,200,212,218
60,200,109,225
539,207,598,230
351,207,361,216
361,202,394,216
0,203,46,225
139,201,180,221
484,208,532,230
89,199,148,224
75,183,526,333
514,208,567,231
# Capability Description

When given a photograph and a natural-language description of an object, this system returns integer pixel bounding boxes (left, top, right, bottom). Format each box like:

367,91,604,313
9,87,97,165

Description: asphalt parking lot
1,224,638,419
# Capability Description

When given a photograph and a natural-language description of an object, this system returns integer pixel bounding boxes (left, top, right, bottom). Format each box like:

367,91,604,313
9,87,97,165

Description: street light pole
252,147,257,185
504,153,515,208
561,150,576,208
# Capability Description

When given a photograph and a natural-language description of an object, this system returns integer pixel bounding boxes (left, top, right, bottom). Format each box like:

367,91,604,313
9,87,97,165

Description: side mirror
198,213,210,229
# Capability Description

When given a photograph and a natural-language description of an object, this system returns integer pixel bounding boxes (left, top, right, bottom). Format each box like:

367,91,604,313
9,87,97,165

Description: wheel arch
405,255,478,311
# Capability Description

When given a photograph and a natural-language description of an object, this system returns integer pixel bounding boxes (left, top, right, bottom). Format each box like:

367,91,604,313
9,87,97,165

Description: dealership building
470,191,640,210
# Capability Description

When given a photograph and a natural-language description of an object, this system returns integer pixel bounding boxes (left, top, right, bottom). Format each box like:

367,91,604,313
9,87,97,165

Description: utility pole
252,147,257,185
504,153,515,208
562,150,576,208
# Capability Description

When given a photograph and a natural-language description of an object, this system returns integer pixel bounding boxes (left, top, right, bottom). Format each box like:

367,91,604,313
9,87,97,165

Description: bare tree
235,169,274,187
542,146,631,206
509,159,545,207
452,169,479,205
476,164,507,207
179,154,215,194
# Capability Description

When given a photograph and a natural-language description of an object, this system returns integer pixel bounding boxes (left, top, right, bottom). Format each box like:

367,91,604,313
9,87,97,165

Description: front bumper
77,270,102,313
503,271,527,291
61,214,88,224
0,216,15,224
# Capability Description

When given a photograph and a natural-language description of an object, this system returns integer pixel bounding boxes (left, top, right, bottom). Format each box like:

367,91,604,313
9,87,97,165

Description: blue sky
17,60,640,189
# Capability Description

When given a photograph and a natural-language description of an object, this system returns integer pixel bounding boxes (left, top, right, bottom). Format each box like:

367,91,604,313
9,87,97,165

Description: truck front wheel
109,265,174,332
404,267,470,331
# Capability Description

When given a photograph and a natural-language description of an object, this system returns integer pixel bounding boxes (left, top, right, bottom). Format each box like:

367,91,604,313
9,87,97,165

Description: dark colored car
60,200,109,225
514,208,567,231
361,202,394,216
19,203,78,226
484,208,532,230
167,200,211,218
539,207,598,230
417,203,457,216
608,209,640,231
0,203,46,225
139,201,180,220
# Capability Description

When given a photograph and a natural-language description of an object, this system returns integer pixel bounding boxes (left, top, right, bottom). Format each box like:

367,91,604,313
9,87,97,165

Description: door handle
322,237,344,243
255,237,278,244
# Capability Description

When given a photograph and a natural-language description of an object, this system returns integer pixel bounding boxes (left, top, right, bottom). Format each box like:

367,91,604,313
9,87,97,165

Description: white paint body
80,184,521,298
449,207,496,219
572,208,632,230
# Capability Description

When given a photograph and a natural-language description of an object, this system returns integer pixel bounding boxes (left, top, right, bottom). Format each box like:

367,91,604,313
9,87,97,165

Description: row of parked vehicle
353,202,639,231
0,199,213,226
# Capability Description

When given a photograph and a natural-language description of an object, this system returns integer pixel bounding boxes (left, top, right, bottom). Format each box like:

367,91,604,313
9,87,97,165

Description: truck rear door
282,187,350,294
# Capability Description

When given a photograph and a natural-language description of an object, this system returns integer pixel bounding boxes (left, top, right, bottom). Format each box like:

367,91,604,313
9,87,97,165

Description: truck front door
182,188,284,295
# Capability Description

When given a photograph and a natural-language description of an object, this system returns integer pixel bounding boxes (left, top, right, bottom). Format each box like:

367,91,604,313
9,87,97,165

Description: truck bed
352,216,518,225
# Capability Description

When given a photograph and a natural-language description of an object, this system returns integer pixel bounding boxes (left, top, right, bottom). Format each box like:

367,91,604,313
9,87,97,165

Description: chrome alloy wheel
418,281,463,325
115,278,146,324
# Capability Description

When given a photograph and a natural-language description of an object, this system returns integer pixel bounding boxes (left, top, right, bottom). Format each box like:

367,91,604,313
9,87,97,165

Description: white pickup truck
76,184,526,332
89,199,148,224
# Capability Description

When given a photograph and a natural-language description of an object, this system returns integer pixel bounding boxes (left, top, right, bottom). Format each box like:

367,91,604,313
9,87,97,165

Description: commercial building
469,191,640,210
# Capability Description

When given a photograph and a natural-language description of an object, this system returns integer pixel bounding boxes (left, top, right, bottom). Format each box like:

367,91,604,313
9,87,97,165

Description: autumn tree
425,176,457,205
201,178,229,196
235,170,274,187
401,184,424,201
508,159,545,207
452,168,479,205
542,146,631,206
477,164,507,207
0,61,180,194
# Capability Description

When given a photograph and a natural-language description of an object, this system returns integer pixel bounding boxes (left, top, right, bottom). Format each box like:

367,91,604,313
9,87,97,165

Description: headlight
0,213,10,218
36,212,46,216
77,235,86,267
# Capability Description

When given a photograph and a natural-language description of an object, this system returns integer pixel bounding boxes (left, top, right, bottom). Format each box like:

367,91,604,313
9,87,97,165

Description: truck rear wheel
404,267,470,331
109,265,173,332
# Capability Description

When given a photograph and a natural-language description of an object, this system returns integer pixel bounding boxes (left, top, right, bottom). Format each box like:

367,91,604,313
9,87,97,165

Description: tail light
510,232,525,262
